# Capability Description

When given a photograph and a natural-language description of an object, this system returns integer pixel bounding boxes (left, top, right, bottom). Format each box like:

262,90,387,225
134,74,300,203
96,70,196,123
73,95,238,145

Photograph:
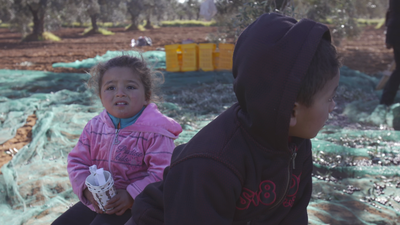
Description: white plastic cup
85,170,116,211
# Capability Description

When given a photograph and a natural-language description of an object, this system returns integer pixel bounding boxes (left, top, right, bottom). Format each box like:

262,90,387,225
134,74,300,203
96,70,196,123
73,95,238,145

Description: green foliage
301,0,387,42
233,1,268,29
2,0,66,36
161,20,217,27
329,1,360,41
0,0,202,35
215,0,388,43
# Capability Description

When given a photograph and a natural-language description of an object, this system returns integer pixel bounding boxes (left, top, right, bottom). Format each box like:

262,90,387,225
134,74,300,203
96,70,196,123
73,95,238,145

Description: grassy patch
63,22,128,28
324,17,385,29
43,32,61,41
22,31,61,42
82,27,115,36
357,18,385,29
124,24,146,31
375,19,386,29
97,28,114,35
0,23,10,28
62,22,90,28
63,20,216,29
161,20,217,27
98,22,128,28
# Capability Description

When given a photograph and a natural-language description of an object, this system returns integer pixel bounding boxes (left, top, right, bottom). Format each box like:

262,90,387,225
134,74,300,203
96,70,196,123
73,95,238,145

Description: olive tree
0,0,66,41
125,0,144,30
0,0,12,23
141,0,168,29
68,0,126,34
220,0,388,43
0,0,130,40
185,0,201,20
171,1,187,20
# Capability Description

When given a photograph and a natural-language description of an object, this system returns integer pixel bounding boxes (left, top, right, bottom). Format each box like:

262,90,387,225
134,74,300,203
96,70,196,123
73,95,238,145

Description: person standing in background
380,0,400,106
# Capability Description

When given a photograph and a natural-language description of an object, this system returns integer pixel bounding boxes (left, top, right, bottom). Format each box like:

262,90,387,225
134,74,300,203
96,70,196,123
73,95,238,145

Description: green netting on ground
307,67,400,224
52,51,166,69
0,68,233,225
308,127,400,224
339,66,400,130
0,67,399,225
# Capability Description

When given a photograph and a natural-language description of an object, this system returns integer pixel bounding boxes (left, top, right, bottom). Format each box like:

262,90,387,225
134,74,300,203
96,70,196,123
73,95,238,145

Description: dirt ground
0,25,393,75
0,25,395,172
0,26,220,73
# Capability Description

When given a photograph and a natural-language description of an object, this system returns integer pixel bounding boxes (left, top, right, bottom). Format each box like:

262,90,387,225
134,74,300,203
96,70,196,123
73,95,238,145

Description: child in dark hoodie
126,13,341,225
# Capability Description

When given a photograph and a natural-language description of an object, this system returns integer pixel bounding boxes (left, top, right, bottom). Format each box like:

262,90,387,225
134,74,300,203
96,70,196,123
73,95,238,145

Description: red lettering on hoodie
236,180,276,210
236,173,301,210
282,173,301,207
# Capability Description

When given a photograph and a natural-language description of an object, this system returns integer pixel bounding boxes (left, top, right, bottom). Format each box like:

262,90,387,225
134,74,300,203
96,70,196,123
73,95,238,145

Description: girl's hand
104,189,134,215
83,188,103,214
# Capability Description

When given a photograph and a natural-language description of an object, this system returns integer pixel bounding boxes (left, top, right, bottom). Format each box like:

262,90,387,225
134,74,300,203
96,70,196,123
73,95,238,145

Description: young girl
52,55,182,225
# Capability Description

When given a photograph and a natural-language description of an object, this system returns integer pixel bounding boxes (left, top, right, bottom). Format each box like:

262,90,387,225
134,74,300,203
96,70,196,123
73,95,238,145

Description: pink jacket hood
99,103,182,139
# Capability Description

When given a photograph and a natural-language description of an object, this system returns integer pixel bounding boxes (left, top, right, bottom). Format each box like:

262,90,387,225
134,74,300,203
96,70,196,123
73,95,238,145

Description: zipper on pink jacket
109,128,120,174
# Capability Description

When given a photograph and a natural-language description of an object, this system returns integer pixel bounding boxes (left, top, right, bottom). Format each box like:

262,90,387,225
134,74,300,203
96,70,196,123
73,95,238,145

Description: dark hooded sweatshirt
386,0,400,46
129,13,331,225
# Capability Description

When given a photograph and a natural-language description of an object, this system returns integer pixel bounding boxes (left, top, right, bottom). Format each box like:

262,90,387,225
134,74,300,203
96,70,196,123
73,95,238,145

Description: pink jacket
68,103,182,211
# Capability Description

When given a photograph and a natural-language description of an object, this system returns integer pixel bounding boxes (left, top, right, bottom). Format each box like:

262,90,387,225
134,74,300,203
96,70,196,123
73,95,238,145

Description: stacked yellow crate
216,43,235,71
198,43,216,71
165,44,182,72
164,43,234,72
181,43,199,72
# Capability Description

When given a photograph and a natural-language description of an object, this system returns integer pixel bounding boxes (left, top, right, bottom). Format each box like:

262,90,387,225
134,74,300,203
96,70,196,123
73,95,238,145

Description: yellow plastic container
165,44,182,72
181,43,199,72
217,43,235,71
198,43,216,71
213,51,220,70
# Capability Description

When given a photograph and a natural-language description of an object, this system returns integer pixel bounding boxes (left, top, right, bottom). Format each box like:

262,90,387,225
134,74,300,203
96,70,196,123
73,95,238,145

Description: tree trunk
24,1,47,41
187,11,193,20
126,12,140,31
90,15,99,31
126,0,143,31
32,10,45,36
144,13,153,29
83,14,100,35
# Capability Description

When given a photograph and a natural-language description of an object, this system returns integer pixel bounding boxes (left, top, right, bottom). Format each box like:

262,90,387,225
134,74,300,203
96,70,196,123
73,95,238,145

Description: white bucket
85,170,116,211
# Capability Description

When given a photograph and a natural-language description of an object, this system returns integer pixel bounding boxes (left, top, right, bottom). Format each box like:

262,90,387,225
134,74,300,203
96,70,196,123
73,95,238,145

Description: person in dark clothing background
125,13,341,225
380,0,400,106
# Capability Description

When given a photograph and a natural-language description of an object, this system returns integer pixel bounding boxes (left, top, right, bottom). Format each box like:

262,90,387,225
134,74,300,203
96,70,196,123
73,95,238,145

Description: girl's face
100,67,148,119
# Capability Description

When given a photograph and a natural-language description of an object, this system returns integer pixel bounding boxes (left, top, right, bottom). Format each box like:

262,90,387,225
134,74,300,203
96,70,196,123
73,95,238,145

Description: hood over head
232,13,331,152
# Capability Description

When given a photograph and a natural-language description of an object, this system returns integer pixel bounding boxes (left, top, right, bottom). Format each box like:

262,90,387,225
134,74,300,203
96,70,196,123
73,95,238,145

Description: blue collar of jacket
107,106,146,129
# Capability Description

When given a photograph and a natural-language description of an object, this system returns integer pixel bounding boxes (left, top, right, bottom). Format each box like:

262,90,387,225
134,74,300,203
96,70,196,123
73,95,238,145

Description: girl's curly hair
87,54,163,102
